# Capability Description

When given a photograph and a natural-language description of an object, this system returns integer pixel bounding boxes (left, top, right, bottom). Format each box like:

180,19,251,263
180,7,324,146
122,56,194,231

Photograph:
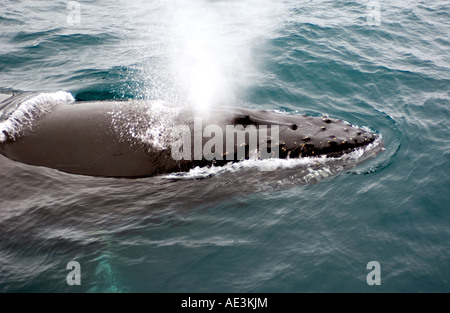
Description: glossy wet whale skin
0,97,377,177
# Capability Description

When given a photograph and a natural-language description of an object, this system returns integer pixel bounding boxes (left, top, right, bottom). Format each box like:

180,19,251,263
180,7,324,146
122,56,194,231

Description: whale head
0,93,380,177
200,108,378,162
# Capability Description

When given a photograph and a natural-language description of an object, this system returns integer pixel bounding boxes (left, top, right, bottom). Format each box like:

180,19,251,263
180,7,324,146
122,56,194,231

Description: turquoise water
0,0,449,292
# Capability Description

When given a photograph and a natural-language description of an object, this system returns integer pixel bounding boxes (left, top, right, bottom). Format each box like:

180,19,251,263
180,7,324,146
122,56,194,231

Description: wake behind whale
0,91,383,180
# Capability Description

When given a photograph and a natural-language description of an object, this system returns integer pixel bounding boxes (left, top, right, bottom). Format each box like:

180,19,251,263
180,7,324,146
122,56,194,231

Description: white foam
108,100,181,151
0,91,74,142
137,101,180,150
164,135,384,183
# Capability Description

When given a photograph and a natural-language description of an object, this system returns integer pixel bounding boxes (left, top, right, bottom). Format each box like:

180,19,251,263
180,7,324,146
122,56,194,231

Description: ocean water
0,0,449,292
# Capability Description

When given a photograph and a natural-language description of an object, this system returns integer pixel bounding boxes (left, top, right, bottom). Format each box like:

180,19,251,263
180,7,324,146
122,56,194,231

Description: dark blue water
0,0,449,292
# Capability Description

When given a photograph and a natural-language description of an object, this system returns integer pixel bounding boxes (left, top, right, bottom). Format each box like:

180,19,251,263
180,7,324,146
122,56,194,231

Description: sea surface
0,0,449,292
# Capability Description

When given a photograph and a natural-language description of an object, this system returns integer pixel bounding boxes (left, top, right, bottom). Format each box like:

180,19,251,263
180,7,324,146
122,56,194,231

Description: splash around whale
0,91,382,178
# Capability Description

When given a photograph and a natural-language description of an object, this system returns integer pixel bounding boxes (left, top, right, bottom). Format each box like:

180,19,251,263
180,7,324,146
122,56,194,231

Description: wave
0,91,74,142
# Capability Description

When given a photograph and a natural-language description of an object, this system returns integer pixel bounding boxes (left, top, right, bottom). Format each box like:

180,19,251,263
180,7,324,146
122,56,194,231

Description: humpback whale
0,92,378,177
